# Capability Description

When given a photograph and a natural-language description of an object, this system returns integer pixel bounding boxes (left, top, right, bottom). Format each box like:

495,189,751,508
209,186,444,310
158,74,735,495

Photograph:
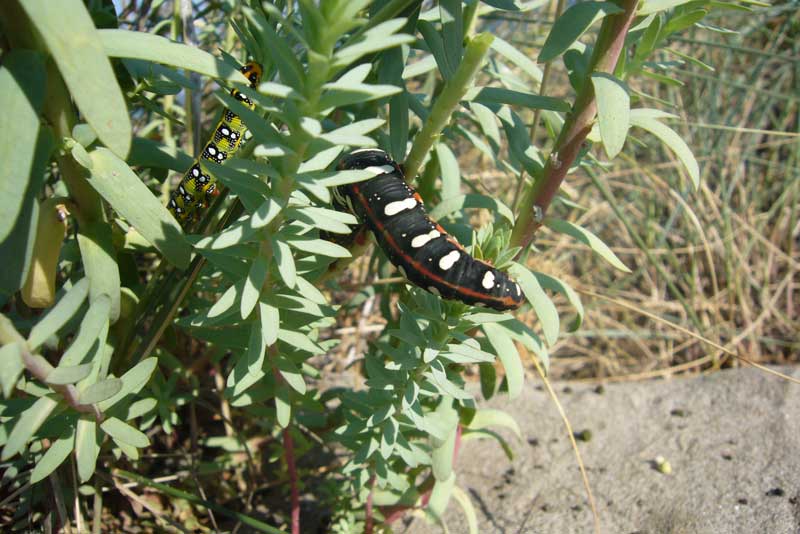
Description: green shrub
0,0,747,532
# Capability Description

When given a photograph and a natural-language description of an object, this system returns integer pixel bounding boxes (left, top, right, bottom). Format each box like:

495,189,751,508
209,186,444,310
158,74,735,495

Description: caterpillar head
240,62,263,88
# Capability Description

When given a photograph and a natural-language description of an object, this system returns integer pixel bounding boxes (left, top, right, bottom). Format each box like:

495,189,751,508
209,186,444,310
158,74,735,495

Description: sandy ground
400,366,800,534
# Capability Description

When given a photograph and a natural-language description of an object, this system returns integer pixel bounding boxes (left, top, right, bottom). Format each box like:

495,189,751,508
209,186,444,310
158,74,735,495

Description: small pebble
654,455,672,474
766,488,785,497
574,429,592,442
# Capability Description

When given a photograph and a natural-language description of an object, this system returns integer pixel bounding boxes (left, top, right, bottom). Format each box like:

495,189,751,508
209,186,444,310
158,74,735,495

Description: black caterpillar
334,149,524,311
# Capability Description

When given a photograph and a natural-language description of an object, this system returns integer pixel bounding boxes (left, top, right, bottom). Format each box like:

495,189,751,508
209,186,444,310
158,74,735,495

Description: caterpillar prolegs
334,150,524,312
167,62,263,223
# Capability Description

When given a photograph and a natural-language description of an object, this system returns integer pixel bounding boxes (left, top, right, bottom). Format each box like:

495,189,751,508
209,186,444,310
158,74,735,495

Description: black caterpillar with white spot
334,149,524,311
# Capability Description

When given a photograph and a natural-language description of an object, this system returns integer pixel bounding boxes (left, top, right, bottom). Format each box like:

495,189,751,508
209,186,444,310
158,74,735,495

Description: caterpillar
167,61,263,224
334,149,524,311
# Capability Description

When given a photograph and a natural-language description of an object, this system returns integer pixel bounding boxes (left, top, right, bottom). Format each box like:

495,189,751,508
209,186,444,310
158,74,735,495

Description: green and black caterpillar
167,61,263,224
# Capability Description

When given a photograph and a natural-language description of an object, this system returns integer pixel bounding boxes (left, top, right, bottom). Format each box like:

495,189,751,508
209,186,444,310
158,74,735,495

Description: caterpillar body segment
167,61,263,223
335,149,524,311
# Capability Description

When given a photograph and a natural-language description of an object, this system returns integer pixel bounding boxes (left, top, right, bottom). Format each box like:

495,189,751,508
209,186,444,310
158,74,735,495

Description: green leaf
208,282,241,319
286,238,351,258
288,206,357,234
431,424,457,481
508,263,560,346
27,279,90,351
0,130,53,297
241,256,268,320
46,363,94,385
428,472,456,518
441,343,495,364
277,329,324,355
79,378,122,405
2,396,58,460
539,2,624,63
251,198,283,229
276,355,306,395
630,113,700,189
0,50,47,244
76,223,121,322
128,137,193,173
470,103,501,149
101,417,149,448
22,0,131,157
258,301,279,346
535,273,584,331
246,321,267,371
319,81,401,110
320,118,387,145
193,217,261,250
639,0,696,15
440,0,464,76
98,357,158,410
99,29,249,85
122,398,157,420
60,294,111,367
273,239,297,289
465,409,521,438
491,36,543,83
466,86,570,112
30,424,76,484
75,417,99,482
592,73,630,159
482,323,524,399
479,362,497,400
544,218,631,272
87,148,190,268
275,386,291,428
332,19,414,68
452,486,479,534
0,343,24,398
436,144,461,200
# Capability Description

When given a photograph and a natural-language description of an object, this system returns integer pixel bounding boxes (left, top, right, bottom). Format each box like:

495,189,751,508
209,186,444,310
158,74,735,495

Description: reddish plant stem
509,0,640,254
283,428,300,534
365,473,376,534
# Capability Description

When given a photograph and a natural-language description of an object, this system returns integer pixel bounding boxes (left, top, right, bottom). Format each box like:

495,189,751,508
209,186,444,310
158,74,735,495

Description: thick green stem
510,0,639,254
403,32,494,181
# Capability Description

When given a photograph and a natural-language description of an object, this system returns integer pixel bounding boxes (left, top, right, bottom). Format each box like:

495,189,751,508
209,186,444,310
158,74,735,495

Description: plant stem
403,32,494,181
510,0,640,254
283,429,300,534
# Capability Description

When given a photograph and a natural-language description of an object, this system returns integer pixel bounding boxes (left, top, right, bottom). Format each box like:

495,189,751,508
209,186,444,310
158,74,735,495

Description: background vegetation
0,0,796,533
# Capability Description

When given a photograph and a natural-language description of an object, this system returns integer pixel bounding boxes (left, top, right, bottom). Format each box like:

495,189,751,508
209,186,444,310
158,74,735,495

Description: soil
400,366,800,534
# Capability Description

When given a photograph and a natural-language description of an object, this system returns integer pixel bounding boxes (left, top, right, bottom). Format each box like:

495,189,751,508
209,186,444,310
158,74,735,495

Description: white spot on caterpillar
221,127,230,135
428,286,440,296
365,165,395,175
207,146,217,155
482,271,496,289
384,197,417,216
411,230,441,248
438,250,460,270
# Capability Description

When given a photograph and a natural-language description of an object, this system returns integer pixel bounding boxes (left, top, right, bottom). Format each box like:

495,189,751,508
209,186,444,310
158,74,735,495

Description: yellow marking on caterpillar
167,61,262,224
